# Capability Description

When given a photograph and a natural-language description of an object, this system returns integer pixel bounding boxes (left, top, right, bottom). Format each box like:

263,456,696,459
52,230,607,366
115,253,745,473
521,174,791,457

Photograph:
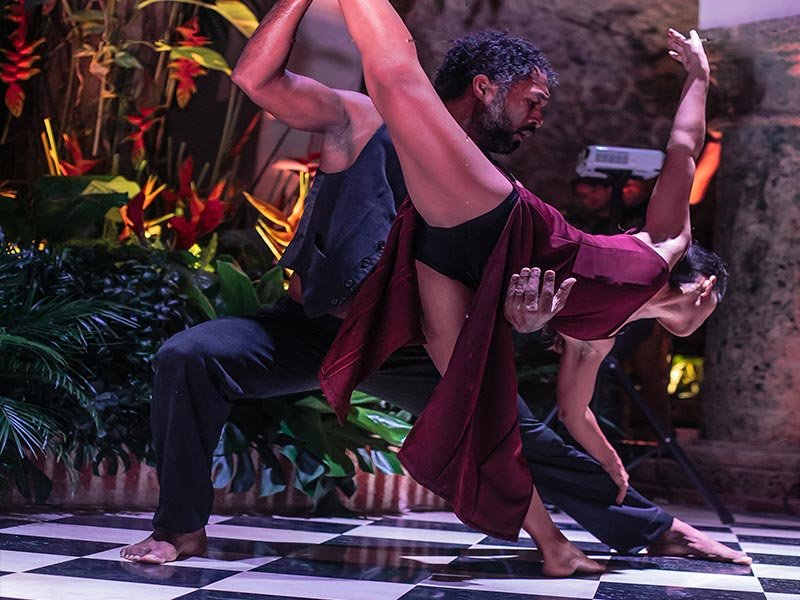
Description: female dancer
321,0,722,577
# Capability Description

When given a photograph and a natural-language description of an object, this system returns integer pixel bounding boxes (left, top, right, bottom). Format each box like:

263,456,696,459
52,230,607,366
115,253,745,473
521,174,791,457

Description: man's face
474,71,550,154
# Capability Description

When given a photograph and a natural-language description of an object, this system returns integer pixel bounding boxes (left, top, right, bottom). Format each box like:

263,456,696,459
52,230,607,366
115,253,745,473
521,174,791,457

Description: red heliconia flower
228,113,261,158
170,58,206,109
0,0,45,117
124,106,158,166
125,191,146,238
168,180,228,250
60,133,103,175
175,17,211,47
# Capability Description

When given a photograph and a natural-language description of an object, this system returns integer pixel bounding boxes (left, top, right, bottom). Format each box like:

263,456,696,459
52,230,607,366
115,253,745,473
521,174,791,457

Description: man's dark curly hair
433,31,558,101
668,241,729,300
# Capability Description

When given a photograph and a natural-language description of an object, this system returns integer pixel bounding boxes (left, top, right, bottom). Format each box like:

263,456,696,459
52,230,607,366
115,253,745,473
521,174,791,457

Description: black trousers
151,297,672,552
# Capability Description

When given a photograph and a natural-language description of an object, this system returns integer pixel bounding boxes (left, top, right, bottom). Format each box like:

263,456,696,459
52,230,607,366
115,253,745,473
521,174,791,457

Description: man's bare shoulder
320,91,384,171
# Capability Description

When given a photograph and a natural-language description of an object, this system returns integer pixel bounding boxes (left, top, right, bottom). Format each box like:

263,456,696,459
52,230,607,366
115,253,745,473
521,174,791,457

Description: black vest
279,124,406,317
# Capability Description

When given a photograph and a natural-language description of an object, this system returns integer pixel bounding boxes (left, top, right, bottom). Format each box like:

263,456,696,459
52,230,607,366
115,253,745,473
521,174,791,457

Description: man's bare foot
119,528,207,564
542,539,605,577
647,519,752,565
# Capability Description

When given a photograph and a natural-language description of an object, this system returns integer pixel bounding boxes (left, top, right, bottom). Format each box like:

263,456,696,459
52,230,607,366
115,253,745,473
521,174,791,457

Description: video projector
576,145,665,180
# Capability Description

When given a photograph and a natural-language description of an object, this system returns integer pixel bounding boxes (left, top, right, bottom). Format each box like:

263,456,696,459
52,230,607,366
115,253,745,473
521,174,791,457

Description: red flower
175,17,210,47
168,180,227,250
124,106,158,166
0,0,45,117
170,58,206,109
60,133,102,175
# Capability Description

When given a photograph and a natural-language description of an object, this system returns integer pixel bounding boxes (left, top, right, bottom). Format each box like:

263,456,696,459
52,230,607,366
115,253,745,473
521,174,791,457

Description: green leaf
293,396,334,414
216,259,259,316
137,0,259,38
355,447,373,473
169,46,232,75
348,407,411,446
32,176,129,242
80,176,141,199
230,451,256,493
371,449,404,475
183,279,217,320
256,266,285,306
113,51,144,69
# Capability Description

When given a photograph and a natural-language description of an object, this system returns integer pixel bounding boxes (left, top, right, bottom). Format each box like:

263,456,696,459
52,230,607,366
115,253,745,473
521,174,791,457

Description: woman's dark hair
669,241,729,300
433,31,558,102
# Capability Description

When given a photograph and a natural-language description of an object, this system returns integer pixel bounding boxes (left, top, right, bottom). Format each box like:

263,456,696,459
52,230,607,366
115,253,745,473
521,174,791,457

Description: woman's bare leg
522,488,605,577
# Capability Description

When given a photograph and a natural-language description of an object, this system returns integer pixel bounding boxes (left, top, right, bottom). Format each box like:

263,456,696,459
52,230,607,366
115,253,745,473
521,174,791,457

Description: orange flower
175,17,210,48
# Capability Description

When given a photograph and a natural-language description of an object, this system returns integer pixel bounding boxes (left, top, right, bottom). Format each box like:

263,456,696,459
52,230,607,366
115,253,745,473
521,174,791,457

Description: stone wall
403,0,698,207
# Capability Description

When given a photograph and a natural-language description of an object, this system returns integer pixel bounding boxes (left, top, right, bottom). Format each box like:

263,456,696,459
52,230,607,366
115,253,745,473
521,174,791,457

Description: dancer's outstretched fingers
524,267,541,311
553,277,576,313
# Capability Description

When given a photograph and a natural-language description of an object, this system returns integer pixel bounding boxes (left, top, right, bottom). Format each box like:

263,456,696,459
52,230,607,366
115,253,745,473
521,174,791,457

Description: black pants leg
152,298,671,551
151,298,339,533
362,346,673,553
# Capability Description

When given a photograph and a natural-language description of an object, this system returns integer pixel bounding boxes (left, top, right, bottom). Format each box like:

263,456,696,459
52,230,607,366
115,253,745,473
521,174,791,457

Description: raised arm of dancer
557,335,629,504
335,0,512,226
643,29,710,250
231,0,376,143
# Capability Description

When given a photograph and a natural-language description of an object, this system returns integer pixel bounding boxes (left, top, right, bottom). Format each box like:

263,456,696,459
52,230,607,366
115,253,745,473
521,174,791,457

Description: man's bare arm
231,0,350,134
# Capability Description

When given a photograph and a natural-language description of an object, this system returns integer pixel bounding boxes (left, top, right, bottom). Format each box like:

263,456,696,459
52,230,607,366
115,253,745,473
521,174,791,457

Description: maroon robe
319,182,668,541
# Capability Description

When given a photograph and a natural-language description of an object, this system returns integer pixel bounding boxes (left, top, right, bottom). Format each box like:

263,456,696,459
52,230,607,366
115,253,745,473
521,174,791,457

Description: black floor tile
401,586,584,600
750,553,800,566
737,535,800,546
51,515,154,531
594,582,766,600
29,557,236,588
180,591,308,600
0,518,39,530
371,518,478,533
606,555,753,576
221,515,359,534
255,556,434,584
205,537,313,558
760,577,800,594
325,535,469,551
0,533,122,556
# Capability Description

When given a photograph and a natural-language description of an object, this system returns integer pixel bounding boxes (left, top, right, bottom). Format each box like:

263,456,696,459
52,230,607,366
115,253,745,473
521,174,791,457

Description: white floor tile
343,524,485,545
764,593,800,600
733,526,800,540
84,547,281,571
0,523,145,544
203,570,414,600
600,568,763,592
751,563,800,580
0,572,191,600
419,576,599,599
740,542,800,557
400,512,469,526
272,515,374,527
0,550,76,572
205,523,338,544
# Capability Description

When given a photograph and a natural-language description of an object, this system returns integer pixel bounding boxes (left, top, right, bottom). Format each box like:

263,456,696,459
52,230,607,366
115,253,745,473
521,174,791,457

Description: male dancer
121,0,749,568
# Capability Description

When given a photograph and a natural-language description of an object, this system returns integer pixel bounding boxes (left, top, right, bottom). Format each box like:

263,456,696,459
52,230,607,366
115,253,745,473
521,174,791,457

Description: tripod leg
607,358,735,524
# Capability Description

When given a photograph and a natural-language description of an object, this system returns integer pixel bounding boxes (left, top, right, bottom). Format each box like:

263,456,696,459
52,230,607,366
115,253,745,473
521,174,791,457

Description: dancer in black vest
120,0,748,568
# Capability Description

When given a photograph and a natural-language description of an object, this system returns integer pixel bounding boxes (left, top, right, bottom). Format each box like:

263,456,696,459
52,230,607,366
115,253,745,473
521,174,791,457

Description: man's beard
474,94,534,155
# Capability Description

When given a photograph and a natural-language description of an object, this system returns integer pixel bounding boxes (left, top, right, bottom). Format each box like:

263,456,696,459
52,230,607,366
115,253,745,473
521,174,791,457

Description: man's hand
504,268,576,334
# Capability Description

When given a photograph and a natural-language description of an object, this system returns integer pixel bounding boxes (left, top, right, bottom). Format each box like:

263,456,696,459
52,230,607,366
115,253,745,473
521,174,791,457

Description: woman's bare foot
647,519,752,565
119,528,207,564
541,538,605,577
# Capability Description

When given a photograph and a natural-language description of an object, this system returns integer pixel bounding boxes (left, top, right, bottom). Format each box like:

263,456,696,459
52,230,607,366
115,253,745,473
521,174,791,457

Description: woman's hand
668,29,709,80
601,453,630,504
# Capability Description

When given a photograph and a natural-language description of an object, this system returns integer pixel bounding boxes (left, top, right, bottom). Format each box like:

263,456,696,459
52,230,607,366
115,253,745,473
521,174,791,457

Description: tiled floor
0,506,798,599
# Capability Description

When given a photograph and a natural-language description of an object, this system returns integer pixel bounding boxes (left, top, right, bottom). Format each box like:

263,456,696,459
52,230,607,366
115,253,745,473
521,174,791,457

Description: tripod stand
543,355,734,524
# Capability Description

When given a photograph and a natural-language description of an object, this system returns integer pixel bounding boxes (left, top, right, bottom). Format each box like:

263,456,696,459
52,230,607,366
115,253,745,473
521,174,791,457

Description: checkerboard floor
0,505,798,600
